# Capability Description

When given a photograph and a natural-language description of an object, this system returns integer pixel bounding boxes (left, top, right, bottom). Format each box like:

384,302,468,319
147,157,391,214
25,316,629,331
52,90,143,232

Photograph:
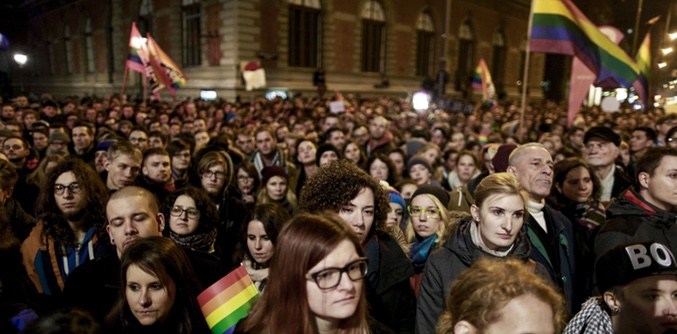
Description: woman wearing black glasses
162,186,219,255
235,213,375,334
416,173,539,334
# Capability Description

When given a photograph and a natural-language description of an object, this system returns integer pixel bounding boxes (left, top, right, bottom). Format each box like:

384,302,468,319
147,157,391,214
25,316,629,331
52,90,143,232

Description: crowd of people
1,91,677,333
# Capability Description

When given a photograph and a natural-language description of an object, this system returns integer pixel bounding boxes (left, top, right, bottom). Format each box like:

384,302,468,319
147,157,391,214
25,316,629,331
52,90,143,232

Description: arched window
361,0,386,73
182,0,201,66
416,12,434,76
491,29,506,84
139,0,153,36
64,25,73,74
84,17,95,73
288,0,321,67
456,20,474,88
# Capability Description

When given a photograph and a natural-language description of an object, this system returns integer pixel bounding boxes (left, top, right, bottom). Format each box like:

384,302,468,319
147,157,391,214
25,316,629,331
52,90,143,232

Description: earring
110,238,115,245
612,307,621,314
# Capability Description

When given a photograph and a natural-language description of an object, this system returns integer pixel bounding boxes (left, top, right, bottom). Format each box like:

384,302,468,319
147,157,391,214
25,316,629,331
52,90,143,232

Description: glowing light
662,47,673,55
412,92,431,111
13,53,27,66
659,62,668,68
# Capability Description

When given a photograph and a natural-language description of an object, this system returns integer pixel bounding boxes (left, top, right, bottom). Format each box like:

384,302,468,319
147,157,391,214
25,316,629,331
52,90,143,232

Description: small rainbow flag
198,265,260,334
146,33,188,96
471,58,494,102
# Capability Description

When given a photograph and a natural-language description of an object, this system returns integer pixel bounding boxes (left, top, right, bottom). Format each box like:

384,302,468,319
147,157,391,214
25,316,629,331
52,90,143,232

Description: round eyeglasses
170,206,200,219
54,182,82,195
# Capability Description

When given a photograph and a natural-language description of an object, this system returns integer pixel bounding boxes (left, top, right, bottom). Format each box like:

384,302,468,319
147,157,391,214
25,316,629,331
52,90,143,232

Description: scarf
251,148,286,177
573,199,606,230
563,297,613,334
408,235,438,270
169,228,216,253
243,258,269,292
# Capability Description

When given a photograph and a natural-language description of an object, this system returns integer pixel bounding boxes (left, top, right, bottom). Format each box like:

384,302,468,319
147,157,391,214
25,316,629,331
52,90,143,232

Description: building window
182,0,201,67
456,20,474,89
416,12,434,77
85,17,95,73
361,0,386,73
64,25,73,74
47,39,55,76
139,0,153,36
491,29,506,85
288,0,321,68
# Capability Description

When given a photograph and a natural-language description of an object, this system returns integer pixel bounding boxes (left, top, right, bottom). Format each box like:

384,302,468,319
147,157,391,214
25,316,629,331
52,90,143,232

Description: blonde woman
405,184,451,298
256,166,297,216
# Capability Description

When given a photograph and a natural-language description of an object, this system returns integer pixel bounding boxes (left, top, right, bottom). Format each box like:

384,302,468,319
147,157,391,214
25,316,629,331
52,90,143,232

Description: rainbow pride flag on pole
530,0,639,88
146,33,188,96
198,265,260,334
471,58,494,102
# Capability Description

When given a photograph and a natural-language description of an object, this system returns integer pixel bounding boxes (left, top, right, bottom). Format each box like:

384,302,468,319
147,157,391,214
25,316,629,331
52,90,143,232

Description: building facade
12,0,545,100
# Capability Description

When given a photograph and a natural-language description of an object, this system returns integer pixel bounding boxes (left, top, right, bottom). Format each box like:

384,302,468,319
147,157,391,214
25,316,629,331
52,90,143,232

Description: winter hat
584,126,621,146
491,143,518,173
411,184,450,208
385,186,405,209
261,166,288,186
596,241,677,293
96,140,117,152
316,143,341,165
49,131,70,144
407,157,432,173
405,138,427,160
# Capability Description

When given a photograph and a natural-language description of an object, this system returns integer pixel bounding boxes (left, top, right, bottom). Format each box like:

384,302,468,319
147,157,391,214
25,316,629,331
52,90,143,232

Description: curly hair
37,157,110,248
435,258,567,334
161,186,218,236
299,159,389,235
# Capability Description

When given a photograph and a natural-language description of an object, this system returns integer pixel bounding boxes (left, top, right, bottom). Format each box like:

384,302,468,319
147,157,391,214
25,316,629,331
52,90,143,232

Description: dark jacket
595,188,677,262
525,204,578,313
610,166,633,201
366,231,416,334
5,198,35,242
415,217,537,334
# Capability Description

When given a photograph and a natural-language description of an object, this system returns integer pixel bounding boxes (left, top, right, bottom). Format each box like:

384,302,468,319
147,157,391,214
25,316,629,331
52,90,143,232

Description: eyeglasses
238,175,254,181
54,182,81,195
306,258,368,290
408,206,440,219
170,206,200,219
202,170,226,179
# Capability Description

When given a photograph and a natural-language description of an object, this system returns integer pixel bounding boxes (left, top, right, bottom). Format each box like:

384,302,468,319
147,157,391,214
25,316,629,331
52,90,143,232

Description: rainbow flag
146,33,188,96
125,22,146,74
530,0,639,88
471,58,494,101
633,32,650,105
198,265,260,334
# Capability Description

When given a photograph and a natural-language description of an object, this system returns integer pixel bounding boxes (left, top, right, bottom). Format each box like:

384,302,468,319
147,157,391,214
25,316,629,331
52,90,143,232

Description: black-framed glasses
201,170,226,179
306,258,368,290
54,183,81,195
170,206,200,219
408,206,440,219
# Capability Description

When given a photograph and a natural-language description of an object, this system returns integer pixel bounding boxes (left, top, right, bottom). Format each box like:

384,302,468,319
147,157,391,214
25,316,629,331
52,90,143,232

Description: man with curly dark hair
299,159,415,334
20,158,110,297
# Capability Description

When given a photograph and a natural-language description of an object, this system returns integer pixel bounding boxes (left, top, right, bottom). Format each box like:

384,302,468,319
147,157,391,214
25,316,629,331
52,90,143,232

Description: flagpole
121,66,129,98
520,0,536,136
143,75,148,103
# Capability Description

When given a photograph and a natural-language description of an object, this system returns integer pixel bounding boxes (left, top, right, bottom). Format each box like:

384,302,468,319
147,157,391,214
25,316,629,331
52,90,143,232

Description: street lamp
13,53,27,93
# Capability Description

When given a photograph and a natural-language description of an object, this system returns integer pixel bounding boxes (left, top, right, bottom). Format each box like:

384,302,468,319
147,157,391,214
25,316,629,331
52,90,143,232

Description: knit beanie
316,143,341,165
261,166,288,186
49,131,70,144
405,138,427,160
491,143,518,173
411,184,450,207
407,157,432,173
385,186,406,209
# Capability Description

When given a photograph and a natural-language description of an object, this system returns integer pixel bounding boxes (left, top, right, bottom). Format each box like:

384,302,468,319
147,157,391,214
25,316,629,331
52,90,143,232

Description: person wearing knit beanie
316,143,341,167
410,184,450,208
261,166,288,187
491,143,518,173
386,186,406,229
407,156,434,186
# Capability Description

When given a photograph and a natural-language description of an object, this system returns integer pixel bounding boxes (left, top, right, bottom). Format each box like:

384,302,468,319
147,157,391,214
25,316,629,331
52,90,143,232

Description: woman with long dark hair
106,237,210,334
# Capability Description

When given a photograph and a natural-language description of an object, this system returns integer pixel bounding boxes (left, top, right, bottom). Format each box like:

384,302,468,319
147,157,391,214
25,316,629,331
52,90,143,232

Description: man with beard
104,141,142,192
20,158,110,297
136,148,174,203
63,186,223,322
507,143,579,312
